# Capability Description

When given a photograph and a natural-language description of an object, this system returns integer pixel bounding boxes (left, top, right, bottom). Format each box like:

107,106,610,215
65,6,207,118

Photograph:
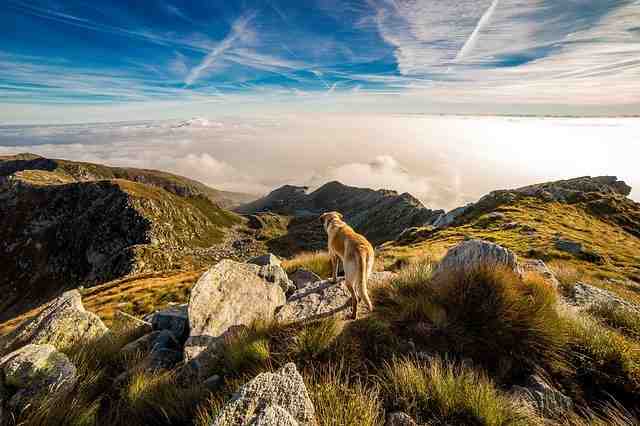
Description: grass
374,261,568,381
282,251,332,279
379,356,540,426
289,317,343,360
586,302,640,339
306,363,382,426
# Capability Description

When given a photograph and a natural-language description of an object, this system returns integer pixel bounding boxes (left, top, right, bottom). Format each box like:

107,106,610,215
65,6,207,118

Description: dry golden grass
282,251,332,278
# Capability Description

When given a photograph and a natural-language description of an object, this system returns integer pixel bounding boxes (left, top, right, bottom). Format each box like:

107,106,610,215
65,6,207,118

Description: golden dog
320,212,374,320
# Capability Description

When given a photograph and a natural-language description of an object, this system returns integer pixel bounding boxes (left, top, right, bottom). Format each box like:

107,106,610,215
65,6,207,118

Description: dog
319,211,375,320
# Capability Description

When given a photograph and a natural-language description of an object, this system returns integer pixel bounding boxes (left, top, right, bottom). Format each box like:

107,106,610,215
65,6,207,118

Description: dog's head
319,211,343,232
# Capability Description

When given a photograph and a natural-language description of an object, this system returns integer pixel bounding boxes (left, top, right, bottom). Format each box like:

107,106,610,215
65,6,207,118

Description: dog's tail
358,247,373,312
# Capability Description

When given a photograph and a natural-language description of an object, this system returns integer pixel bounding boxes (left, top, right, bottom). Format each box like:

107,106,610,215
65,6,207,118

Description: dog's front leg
330,253,340,283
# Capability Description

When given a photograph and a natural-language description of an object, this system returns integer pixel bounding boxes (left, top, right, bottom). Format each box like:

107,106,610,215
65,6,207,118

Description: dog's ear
335,212,343,219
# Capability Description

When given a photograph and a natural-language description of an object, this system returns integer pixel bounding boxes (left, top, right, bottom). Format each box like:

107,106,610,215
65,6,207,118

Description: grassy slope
379,197,640,304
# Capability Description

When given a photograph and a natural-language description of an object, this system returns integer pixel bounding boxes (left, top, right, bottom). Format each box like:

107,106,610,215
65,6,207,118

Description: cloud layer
1,114,638,210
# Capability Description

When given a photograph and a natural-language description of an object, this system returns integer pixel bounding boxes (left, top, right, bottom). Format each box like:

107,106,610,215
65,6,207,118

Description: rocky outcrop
0,344,77,412
512,375,572,417
0,162,243,320
521,259,560,289
276,272,395,324
0,290,108,357
211,363,316,426
184,260,286,361
237,181,443,245
432,240,520,281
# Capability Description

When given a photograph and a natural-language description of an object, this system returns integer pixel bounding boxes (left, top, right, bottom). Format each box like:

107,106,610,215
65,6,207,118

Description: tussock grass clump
306,363,382,426
290,317,343,360
376,263,567,380
379,356,540,426
563,311,640,400
220,320,277,375
562,401,639,426
282,251,332,278
548,261,586,295
587,302,640,339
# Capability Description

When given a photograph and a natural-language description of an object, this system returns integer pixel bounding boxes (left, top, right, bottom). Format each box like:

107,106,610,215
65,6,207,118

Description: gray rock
521,259,560,288
146,348,182,371
258,264,296,295
121,330,180,357
211,363,315,426
249,253,282,267
513,375,572,417
288,269,321,290
432,204,473,228
276,272,395,324
184,260,286,361
0,290,108,357
554,238,583,255
567,282,639,312
0,344,77,411
386,411,417,426
146,304,189,342
432,240,520,281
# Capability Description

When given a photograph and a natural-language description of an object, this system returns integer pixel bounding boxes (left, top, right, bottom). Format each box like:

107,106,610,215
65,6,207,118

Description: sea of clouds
1,114,638,211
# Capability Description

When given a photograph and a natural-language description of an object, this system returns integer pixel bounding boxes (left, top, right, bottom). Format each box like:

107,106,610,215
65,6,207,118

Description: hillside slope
0,167,246,321
237,181,444,245
0,153,257,209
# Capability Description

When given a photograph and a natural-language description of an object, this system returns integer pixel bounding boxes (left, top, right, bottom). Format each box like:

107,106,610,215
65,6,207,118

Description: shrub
379,356,540,426
306,362,382,426
376,264,567,381
282,251,332,278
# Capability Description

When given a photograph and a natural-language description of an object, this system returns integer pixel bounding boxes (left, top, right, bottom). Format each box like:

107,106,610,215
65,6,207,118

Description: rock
203,374,222,390
555,238,583,255
146,348,182,371
432,204,473,228
121,330,180,357
184,260,286,361
0,290,108,357
521,259,560,288
249,253,282,267
211,363,315,426
276,272,395,324
288,269,321,290
386,411,418,426
0,344,77,411
513,375,572,417
258,264,296,295
396,226,437,244
567,282,639,312
146,305,189,342
432,240,520,281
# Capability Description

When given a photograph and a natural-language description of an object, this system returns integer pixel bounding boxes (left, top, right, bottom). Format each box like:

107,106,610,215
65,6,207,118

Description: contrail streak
455,0,500,62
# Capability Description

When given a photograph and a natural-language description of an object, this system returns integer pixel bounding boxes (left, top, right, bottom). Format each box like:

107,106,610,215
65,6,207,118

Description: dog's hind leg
345,279,358,320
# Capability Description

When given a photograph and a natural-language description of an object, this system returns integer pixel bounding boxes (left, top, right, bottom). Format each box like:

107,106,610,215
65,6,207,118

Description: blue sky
1,0,640,122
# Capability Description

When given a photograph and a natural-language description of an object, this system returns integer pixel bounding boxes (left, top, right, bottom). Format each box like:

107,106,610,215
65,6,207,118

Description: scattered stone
145,304,189,343
0,344,77,411
184,260,286,361
432,240,520,281
0,290,108,357
566,282,639,312
211,363,315,426
521,259,560,288
248,253,282,267
121,330,180,357
288,269,321,290
276,272,395,324
554,238,583,255
203,374,222,391
513,375,572,417
386,411,418,426
146,348,182,371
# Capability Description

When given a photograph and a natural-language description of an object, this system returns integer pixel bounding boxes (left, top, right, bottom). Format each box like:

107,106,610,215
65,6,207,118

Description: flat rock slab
184,260,286,361
276,271,395,324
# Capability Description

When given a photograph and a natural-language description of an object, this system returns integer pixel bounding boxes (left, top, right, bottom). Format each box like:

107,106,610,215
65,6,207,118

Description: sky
1,0,640,122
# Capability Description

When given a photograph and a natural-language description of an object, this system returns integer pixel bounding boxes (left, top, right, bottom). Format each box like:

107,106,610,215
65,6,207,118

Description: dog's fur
320,211,374,319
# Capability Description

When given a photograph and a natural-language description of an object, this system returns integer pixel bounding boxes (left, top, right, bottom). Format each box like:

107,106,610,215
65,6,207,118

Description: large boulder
432,240,520,281
184,260,286,361
211,363,315,426
276,272,395,324
0,290,108,357
566,282,639,312
0,344,77,411
248,253,282,267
